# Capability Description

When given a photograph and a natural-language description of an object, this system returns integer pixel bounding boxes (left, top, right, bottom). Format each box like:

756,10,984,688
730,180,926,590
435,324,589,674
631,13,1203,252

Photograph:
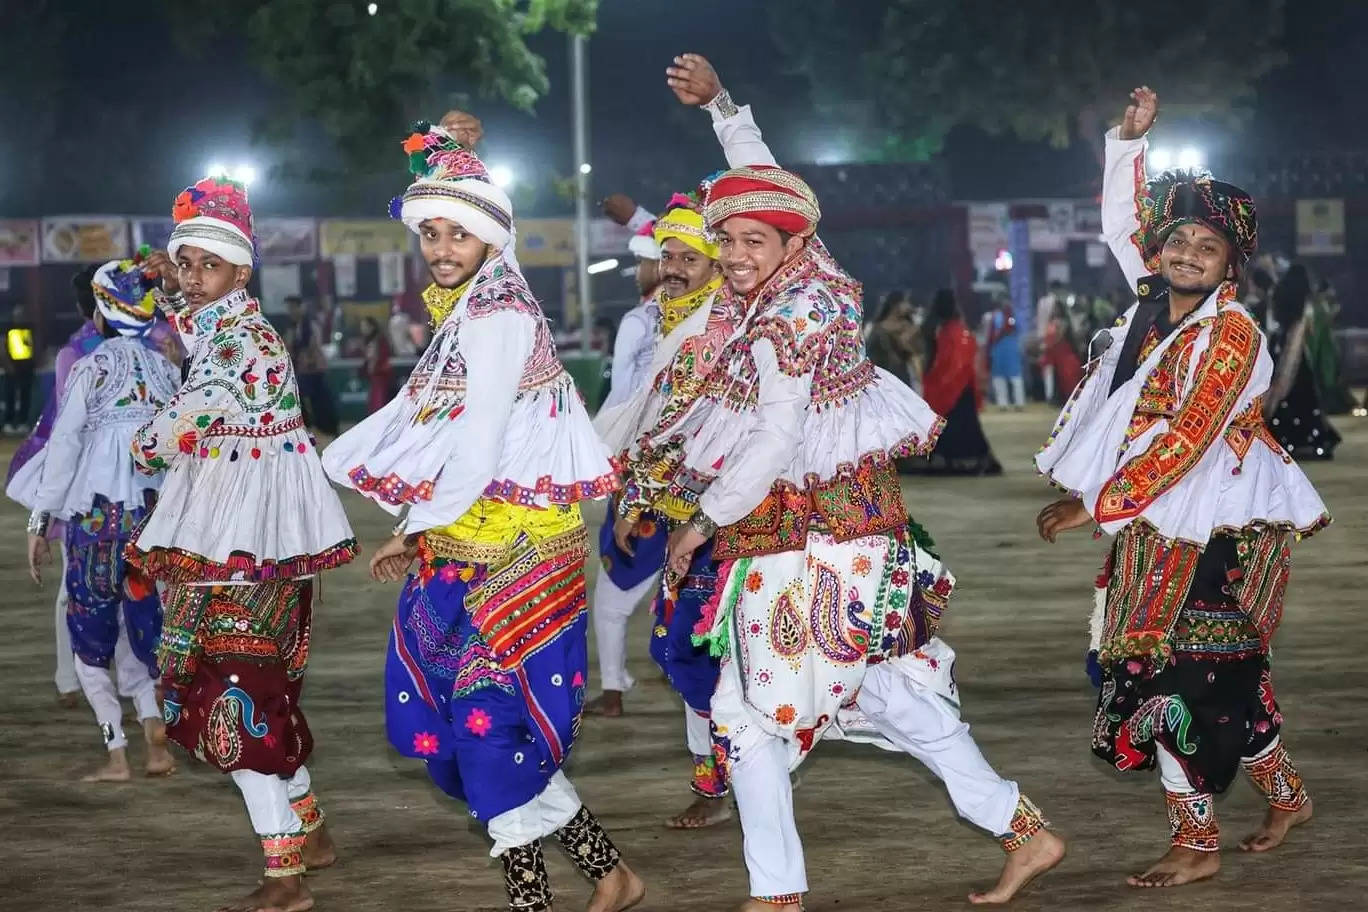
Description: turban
653,196,719,260
168,177,255,267
391,122,513,250
92,257,158,337
704,165,820,237
1136,169,1258,268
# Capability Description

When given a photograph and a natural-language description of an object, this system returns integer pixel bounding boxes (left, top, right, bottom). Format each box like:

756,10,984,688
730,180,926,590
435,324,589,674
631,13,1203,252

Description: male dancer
10,258,180,781
617,54,1065,909
593,191,730,828
1036,87,1326,888
323,123,643,912
129,176,357,912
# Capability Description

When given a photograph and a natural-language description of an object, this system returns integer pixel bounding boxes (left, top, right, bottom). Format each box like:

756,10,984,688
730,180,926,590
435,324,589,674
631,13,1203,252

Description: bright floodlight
1177,147,1204,170
367,2,378,14
207,162,228,178
578,162,593,175
587,258,619,275
488,164,514,188
235,163,258,186
993,249,1013,272
1149,147,1174,171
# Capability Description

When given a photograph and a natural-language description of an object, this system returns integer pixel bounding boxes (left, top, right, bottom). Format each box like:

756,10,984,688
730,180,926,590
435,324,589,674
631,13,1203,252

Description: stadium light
488,164,514,189
1177,147,1205,170
1149,148,1174,171
587,258,619,275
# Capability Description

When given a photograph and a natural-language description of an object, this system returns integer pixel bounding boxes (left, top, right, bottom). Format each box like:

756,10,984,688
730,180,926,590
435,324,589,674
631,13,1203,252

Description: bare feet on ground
1125,845,1220,888
583,690,624,717
143,718,176,776
81,747,132,782
666,795,732,829
303,822,338,871
214,876,314,912
587,861,645,912
969,829,1066,903
57,690,80,709
1240,799,1313,852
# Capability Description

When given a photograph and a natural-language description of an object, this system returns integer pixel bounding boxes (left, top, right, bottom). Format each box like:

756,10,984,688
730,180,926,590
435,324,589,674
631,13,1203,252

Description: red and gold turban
704,165,821,237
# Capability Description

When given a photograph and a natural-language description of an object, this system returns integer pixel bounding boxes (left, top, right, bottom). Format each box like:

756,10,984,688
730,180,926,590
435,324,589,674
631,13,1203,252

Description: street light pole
571,33,592,356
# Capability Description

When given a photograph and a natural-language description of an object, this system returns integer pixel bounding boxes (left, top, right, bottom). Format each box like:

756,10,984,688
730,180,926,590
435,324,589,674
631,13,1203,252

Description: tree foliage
771,0,1288,161
172,0,597,171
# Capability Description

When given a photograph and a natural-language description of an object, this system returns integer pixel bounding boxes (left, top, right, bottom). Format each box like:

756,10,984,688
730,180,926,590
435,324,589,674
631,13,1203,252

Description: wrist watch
689,510,719,538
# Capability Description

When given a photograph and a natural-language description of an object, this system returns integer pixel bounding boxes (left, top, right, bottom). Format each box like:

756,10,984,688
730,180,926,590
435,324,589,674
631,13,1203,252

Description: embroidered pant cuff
262,832,307,878
291,791,324,833
554,806,621,881
501,840,553,912
1242,740,1308,812
999,794,1049,852
1166,790,1219,852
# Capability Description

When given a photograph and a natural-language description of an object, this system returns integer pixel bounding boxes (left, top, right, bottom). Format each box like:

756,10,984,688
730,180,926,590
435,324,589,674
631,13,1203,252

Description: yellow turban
653,207,719,260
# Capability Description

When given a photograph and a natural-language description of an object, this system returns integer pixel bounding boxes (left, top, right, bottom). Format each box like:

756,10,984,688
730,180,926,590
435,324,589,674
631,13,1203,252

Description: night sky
3,0,1367,218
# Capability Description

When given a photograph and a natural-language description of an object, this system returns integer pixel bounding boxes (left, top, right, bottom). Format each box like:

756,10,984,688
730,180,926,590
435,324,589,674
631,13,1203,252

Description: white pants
1041,364,1056,402
1158,736,1284,795
487,770,583,856
74,625,159,751
591,572,655,693
991,375,1025,408
720,657,1019,897
685,704,712,756
232,766,314,836
55,547,77,693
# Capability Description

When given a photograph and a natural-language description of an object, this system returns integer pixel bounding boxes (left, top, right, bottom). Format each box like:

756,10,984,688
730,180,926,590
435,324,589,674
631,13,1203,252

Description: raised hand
440,110,484,149
1119,86,1158,141
142,249,180,295
601,193,638,226
666,53,723,107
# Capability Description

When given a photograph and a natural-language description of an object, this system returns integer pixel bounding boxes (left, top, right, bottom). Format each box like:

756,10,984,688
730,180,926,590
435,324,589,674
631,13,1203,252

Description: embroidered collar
422,279,473,328
174,288,256,340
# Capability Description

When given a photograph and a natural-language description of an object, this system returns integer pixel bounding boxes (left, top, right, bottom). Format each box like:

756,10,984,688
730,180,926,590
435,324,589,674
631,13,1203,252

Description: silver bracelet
689,510,719,538
705,88,739,118
26,509,49,537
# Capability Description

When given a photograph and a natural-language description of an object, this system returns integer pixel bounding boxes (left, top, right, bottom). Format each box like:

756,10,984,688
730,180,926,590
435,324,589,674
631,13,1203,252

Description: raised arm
667,53,778,168
1101,87,1159,291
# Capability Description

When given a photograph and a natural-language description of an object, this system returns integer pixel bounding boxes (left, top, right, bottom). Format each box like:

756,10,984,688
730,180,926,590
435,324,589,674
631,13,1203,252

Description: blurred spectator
359,316,394,415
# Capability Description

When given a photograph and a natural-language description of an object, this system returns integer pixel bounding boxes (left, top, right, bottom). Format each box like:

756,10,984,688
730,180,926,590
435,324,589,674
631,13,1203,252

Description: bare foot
583,690,624,717
1125,845,1220,888
143,718,176,776
57,690,81,709
1240,799,1312,853
666,795,732,829
81,748,132,783
303,822,338,871
587,860,645,912
970,829,1066,903
736,900,800,912
215,876,314,912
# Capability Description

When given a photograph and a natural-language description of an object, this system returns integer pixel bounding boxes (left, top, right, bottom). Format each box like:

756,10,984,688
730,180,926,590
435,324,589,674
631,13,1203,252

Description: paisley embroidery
808,561,861,664
203,685,268,767
768,589,808,663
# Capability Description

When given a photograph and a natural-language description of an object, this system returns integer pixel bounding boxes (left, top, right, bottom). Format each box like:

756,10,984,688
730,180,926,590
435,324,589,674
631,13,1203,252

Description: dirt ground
2,407,1365,912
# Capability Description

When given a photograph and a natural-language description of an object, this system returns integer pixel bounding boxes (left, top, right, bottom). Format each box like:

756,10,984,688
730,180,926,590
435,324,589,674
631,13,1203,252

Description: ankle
262,831,308,879
1166,790,1220,853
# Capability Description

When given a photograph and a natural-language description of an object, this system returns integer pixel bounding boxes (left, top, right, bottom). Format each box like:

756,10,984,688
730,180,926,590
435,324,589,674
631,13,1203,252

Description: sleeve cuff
704,88,741,121
624,206,655,235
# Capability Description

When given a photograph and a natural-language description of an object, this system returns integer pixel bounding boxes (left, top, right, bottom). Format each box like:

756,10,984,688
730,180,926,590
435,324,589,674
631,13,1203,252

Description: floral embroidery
851,554,872,576
413,731,440,755
464,708,493,736
774,704,797,725
744,570,765,593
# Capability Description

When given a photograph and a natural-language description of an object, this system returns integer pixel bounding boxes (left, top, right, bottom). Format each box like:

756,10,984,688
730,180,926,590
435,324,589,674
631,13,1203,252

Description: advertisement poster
0,220,41,266
258,218,318,262
320,219,411,257
1295,199,1345,255
517,218,575,267
41,217,130,263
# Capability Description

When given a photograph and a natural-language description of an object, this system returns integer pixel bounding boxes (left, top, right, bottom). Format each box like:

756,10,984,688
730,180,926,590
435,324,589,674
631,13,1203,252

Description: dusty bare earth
2,407,1365,912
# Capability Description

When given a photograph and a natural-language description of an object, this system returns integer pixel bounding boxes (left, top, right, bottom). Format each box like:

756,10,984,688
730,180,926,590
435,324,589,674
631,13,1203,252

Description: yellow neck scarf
659,274,723,337
422,279,473,328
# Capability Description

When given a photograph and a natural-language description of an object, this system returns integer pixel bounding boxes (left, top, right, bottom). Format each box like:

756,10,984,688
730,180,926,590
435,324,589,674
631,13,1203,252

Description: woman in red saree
913,289,1002,475
1038,298,1083,404
359,317,393,415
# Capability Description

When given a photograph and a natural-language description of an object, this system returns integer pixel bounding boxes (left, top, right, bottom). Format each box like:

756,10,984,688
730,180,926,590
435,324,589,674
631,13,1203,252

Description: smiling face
714,216,805,296
175,245,252,310
1159,222,1234,296
419,218,489,288
657,237,719,298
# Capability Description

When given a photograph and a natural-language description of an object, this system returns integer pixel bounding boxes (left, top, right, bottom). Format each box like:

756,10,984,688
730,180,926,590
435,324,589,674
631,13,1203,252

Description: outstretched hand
440,110,483,149
1119,86,1158,141
666,53,723,107
601,193,638,226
